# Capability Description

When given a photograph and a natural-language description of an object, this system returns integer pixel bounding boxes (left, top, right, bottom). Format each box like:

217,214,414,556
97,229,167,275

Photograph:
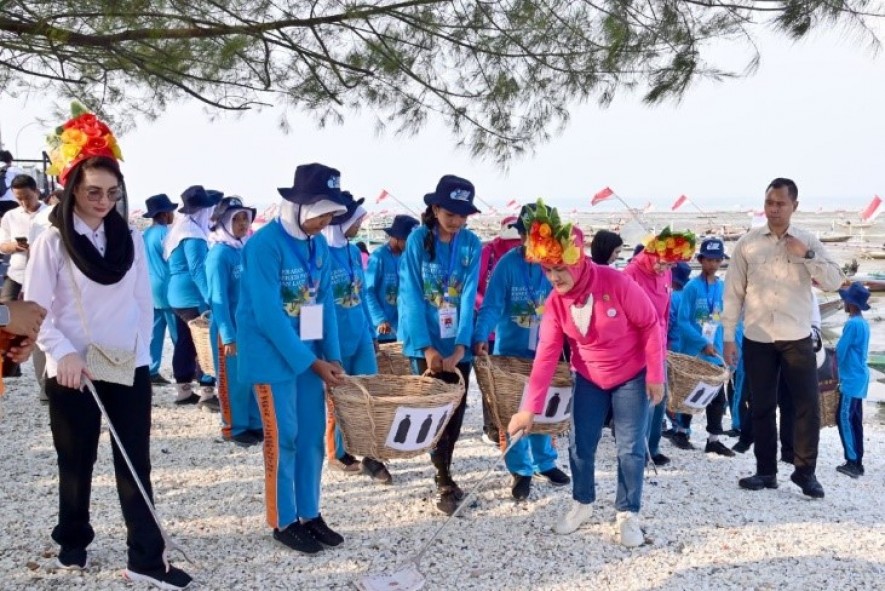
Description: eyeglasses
83,187,125,203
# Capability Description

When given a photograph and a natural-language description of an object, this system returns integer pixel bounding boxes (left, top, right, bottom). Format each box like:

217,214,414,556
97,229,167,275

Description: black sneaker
302,515,344,547
55,547,88,570
705,440,736,457
329,453,361,473
361,457,393,485
538,467,571,486
836,462,863,479
198,396,221,413
272,523,323,554
661,428,676,440
723,429,741,438
123,565,192,590
738,474,778,491
150,374,172,386
511,475,532,501
436,485,463,515
790,471,825,499
651,453,671,466
249,428,265,442
230,432,261,447
732,440,752,454
671,432,695,450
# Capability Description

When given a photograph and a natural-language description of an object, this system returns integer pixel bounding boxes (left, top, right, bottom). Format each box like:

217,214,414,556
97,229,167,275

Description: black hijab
589,230,624,266
49,158,134,285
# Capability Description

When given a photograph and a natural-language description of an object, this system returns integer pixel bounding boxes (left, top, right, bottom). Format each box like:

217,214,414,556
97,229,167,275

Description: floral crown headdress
523,199,582,266
46,101,123,186
642,227,697,263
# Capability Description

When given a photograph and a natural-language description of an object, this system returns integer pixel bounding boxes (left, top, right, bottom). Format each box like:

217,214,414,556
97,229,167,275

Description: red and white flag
506,199,519,209
376,189,390,204
671,195,688,211
592,187,615,206
860,195,882,222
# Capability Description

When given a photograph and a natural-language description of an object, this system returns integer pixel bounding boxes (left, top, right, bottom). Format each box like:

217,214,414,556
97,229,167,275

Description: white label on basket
300,304,323,341
438,305,458,339
520,384,572,424
681,381,721,410
385,403,455,452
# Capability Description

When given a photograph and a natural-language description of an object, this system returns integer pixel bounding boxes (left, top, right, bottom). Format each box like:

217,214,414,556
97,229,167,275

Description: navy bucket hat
423,175,481,216
179,185,223,214
210,196,257,230
697,237,728,260
838,281,871,311
142,194,177,218
384,214,420,240
510,203,538,235
671,262,692,287
277,163,346,206
331,191,366,225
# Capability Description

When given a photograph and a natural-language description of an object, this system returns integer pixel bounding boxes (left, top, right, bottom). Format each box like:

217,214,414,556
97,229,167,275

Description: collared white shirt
0,202,48,283
723,224,844,344
24,214,153,378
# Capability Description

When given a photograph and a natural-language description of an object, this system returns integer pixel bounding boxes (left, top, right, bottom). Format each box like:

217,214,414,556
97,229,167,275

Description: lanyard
277,219,318,294
520,258,545,312
704,278,720,317
435,230,461,296
330,245,356,286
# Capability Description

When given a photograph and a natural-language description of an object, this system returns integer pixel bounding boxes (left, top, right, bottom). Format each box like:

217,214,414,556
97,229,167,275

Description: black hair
10,174,37,191
589,230,624,265
766,177,798,201
421,204,438,260
356,241,369,255
0,150,12,164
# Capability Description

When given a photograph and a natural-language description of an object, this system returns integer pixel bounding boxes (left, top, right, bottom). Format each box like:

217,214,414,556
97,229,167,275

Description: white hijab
321,205,367,248
163,207,213,260
279,199,347,240
209,208,254,250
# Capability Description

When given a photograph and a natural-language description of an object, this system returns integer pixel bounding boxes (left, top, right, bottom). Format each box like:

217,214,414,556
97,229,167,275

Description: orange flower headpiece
46,101,123,186
642,227,697,263
523,199,582,266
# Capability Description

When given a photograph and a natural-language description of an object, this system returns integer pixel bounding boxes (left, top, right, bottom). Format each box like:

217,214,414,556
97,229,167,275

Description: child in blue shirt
660,261,691,448
399,175,482,515
206,197,262,447
236,163,348,555
365,214,419,343
141,194,178,385
473,205,570,501
835,282,871,478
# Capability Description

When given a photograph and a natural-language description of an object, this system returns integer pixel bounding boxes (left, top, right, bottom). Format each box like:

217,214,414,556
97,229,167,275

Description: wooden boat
861,280,885,292
862,251,885,260
819,233,851,243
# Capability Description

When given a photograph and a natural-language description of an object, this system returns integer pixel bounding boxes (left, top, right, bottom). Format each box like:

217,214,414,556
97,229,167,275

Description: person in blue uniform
163,186,222,410
321,192,392,483
206,196,262,447
141,194,178,385
659,261,691,449
236,163,349,555
834,282,871,479
365,214,419,344
473,204,571,500
399,175,482,515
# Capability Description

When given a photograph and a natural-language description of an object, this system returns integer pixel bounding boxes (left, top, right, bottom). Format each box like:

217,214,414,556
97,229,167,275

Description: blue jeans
570,371,650,513
647,384,668,456
149,308,178,376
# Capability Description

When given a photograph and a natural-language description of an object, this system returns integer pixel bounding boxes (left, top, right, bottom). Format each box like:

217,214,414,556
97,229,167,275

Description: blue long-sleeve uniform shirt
836,314,870,399
167,238,211,310
328,243,374,359
667,289,683,352
677,275,724,366
142,224,171,309
365,244,402,337
206,243,242,346
235,220,341,384
473,247,551,359
399,225,482,361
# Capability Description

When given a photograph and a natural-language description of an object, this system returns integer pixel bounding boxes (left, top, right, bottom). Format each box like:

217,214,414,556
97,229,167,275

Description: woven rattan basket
473,355,572,436
819,388,839,429
667,352,730,415
375,342,411,376
329,371,465,460
187,313,216,378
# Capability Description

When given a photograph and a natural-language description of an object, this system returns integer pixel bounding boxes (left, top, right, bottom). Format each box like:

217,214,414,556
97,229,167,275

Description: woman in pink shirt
508,203,664,548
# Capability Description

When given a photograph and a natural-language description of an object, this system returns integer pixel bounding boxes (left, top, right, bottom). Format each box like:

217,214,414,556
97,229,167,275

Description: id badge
528,317,540,351
702,321,717,341
300,304,324,341
438,305,458,339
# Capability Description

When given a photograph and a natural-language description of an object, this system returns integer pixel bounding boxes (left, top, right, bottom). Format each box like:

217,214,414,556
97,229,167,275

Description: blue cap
838,281,871,311
210,196,256,230
672,262,692,287
697,238,727,260
423,175,481,216
142,194,177,218
179,185,223,214
384,214,420,240
277,163,346,206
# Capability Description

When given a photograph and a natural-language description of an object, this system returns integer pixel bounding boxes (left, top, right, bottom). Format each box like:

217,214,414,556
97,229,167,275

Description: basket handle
420,367,466,390
342,375,382,460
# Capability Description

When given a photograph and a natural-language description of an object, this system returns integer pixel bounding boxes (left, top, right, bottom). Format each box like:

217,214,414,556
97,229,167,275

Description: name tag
438,305,458,339
300,304,324,341
702,321,718,342
528,318,540,351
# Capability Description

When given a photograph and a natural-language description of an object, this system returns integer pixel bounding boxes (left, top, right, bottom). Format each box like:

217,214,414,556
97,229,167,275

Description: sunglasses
83,186,125,203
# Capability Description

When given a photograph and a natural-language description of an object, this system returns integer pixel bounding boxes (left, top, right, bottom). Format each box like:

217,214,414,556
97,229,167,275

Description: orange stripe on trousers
255,384,280,529
324,388,338,460
217,334,233,439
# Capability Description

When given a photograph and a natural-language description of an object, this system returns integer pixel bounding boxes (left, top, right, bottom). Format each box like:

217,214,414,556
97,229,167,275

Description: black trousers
411,359,471,484
46,366,165,571
735,366,795,458
743,337,820,476
171,307,200,384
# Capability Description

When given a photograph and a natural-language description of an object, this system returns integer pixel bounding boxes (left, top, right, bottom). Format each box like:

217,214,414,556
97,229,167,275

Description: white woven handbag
66,255,136,387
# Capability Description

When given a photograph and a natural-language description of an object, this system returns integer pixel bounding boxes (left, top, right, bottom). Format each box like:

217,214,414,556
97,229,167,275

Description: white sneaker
616,511,644,547
553,501,593,535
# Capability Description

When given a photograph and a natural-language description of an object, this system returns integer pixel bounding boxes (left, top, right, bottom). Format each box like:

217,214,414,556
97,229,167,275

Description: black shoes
732,440,752,454
273,522,323,554
435,476,466,515
55,547,88,570
230,431,261,447
198,396,221,413
705,440,736,457
738,474,779,491
538,467,571,487
671,432,695,450
511,475,532,501
836,462,864,478
150,373,172,385
790,471,825,499
723,428,741,438
651,453,671,466
661,428,676,440
123,565,192,590
302,515,344,547
361,457,393,485
329,453,361,473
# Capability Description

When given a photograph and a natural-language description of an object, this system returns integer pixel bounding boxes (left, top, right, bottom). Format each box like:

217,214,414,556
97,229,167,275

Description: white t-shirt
0,165,24,201
0,202,48,283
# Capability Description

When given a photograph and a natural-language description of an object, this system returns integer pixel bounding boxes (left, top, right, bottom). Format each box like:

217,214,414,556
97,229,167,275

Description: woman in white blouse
25,156,192,590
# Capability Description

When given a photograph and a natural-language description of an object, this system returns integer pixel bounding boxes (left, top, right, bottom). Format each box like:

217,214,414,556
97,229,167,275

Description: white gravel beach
2,355,883,591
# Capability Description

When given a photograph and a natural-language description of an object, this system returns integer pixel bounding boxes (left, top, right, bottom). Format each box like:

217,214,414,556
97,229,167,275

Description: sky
1,22,884,215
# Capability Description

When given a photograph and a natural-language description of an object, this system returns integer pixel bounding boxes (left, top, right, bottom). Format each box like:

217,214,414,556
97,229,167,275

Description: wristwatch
0,304,9,327
803,249,816,260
